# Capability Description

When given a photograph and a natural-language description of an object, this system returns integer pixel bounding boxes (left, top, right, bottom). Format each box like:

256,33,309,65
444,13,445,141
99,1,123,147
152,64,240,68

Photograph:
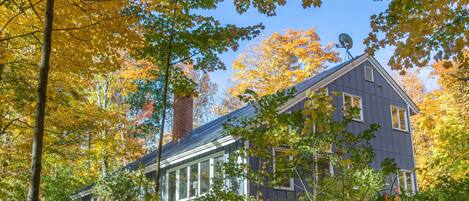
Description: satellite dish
339,33,353,49
336,33,353,60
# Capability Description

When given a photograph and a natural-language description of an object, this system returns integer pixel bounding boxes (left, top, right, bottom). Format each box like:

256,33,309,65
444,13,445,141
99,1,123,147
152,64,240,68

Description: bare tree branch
0,0,44,34
28,0,44,24
0,15,125,42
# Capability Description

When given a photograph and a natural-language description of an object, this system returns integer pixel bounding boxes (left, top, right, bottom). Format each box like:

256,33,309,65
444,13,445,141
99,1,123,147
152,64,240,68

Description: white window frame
397,169,415,194
364,65,374,82
272,147,295,191
313,125,334,175
342,92,364,122
165,152,225,201
390,105,408,132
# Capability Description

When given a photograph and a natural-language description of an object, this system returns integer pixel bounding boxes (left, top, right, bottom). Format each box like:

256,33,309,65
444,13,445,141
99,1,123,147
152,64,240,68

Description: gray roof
124,55,362,171
77,55,363,195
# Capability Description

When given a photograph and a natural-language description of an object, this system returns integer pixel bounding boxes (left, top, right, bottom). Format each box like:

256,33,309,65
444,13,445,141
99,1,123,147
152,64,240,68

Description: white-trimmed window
168,171,177,201
398,170,415,194
165,152,225,201
390,105,408,131
273,147,294,191
343,93,363,121
364,65,374,82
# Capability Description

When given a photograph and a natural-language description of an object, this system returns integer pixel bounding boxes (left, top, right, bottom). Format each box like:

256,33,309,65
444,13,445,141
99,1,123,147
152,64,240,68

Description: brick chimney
172,94,193,141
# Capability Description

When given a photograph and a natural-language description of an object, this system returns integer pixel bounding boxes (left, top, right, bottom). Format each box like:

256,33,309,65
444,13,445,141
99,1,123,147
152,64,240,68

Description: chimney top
172,94,193,142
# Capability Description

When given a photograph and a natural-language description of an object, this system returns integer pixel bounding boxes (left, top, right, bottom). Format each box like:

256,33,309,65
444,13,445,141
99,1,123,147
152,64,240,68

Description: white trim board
144,134,236,173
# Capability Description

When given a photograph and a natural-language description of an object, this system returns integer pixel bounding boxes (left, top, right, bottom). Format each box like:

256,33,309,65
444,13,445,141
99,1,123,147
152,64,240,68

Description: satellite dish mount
336,33,353,60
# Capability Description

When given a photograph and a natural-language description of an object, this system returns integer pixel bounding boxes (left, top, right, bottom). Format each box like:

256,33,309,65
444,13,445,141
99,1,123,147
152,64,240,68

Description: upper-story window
398,170,415,194
343,93,363,121
391,105,408,132
364,65,374,82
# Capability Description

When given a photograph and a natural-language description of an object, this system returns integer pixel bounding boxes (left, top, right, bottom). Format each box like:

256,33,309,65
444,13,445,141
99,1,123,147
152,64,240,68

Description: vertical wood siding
247,60,416,200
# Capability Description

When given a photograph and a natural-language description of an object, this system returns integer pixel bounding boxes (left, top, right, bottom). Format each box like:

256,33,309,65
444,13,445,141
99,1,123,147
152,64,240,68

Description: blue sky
203,0,437,99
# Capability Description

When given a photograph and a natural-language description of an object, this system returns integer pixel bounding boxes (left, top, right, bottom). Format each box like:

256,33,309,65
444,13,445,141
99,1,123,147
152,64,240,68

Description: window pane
318,157,331,179
189,164,198,197
398,171,405,193
168,171,176,201
399,109,407,130
200,160,210,194
392,107,399,129
352,97,361,108
179,167,188,199
365,66,373,81
214,156,224,180
406,172,413,192
160,174,166,201
274,149,293,188
352,96,362,119
344,95,351,110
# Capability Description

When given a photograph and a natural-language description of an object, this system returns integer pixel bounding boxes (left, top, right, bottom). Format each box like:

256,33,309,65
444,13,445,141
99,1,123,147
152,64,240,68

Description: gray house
77,54,419,201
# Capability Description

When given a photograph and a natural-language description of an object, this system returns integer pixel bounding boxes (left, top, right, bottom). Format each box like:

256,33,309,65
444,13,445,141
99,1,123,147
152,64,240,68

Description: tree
93,168,153,201
409,58,469,190
213,93,246,116
229,28,339,98
397,70,425,104
135,0,264,193
365,0,468,74
1,1,143,199
233,0,323,16
178,64,218,127
28,0,55,200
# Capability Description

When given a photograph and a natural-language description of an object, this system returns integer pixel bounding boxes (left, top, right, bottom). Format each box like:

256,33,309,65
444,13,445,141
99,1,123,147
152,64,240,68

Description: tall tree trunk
154,32,173,194
27,0,55,200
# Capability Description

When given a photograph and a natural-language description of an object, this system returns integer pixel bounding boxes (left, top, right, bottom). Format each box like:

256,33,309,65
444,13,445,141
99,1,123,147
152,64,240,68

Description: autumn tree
178,64,218,127
134,0,263,193
365,0,469,194
365,0,468,73
1,0,143,199
233,0,323,16
397,70,425,104
408,57,469,191
213,92,246,116
219,29,338,115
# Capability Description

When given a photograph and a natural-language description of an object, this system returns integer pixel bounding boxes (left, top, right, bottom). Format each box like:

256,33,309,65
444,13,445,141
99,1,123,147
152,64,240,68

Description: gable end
280,54,420,114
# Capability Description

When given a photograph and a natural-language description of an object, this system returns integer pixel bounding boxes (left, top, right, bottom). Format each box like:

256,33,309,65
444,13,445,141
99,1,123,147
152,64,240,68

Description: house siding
326,60,415,171
247,60,416,200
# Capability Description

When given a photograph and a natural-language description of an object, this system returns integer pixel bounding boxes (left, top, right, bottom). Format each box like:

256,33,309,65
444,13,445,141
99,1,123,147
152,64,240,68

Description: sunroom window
213,155,224,180
168,171,176,201
165,153,226,201
200,160,210,194
189,163,198,197
179,167,188,199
